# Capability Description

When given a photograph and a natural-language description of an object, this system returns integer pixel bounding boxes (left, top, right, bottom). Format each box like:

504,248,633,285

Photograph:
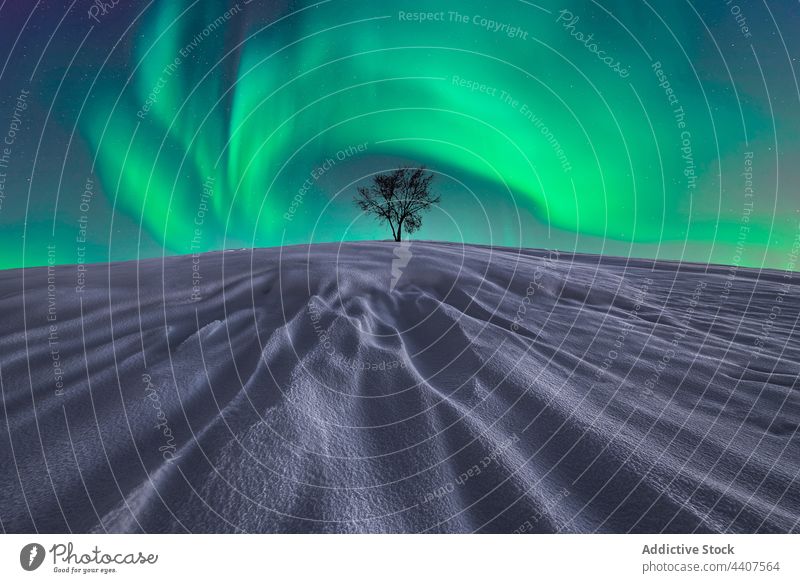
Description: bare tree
354,166,439,242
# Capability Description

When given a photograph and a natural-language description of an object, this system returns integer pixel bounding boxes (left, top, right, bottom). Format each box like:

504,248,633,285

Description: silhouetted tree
354,166,439,242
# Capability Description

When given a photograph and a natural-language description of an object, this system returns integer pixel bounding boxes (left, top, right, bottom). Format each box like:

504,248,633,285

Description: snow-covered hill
1,241,798,532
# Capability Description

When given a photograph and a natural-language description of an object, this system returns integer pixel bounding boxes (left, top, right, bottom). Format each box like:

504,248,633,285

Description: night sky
0,0,798,270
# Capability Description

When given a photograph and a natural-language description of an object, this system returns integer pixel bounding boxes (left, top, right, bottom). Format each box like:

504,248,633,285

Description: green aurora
0,0,799,270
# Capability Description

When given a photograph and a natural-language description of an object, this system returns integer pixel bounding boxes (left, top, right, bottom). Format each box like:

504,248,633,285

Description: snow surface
0,241,798,533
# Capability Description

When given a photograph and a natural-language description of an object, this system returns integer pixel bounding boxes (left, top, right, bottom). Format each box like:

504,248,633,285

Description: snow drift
0,241,798,533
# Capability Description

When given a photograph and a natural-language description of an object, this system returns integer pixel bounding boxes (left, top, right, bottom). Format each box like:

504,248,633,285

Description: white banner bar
1,534,797,582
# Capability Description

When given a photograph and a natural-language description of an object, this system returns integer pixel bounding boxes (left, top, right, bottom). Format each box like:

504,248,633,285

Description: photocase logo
390,240,413,291
20,543,46,571
87,0,120,23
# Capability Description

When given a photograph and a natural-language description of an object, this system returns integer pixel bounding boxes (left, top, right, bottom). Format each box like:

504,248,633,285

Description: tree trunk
395,224,402,242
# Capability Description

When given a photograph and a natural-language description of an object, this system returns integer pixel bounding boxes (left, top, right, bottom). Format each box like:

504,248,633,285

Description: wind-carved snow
0,241,798,533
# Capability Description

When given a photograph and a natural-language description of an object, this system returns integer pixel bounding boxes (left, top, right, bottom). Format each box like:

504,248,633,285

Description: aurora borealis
1,0,799,270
